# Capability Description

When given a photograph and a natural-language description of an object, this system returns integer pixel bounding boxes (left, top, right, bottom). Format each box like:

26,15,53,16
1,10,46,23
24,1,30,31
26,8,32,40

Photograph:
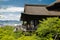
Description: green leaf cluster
0,26,39,40
0,26,23,40
18,34,40,40
36,17,60,40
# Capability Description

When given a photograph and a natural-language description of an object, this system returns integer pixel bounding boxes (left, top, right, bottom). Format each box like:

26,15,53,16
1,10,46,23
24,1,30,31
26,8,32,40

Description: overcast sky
0,0,56,21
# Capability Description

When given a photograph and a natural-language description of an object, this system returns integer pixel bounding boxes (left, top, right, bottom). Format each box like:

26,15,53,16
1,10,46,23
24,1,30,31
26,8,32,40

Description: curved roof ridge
48,0,60,6
25,4,48,7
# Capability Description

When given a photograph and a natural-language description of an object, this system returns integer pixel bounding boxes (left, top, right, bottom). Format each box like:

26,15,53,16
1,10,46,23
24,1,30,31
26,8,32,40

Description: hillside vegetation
0,17,60,40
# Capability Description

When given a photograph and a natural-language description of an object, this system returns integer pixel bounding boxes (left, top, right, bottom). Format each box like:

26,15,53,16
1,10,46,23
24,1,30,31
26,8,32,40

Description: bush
13,30,23,38
36,17,60,40
0,26,15,39
0,26,23,40
1,35,16,40
17,35,40,40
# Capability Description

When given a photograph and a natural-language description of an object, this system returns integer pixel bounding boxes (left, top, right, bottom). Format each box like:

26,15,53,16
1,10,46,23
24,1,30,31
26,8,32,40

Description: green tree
0,26,23,40
36,17,60,40
1,35,16,40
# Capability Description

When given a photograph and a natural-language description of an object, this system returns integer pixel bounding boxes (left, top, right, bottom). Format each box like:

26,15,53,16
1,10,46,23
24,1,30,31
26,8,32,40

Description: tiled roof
24,2,60,15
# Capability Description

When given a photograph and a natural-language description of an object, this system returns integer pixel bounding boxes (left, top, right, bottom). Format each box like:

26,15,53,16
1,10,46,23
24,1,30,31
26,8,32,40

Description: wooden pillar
34,20,38,27
33,20,39,30
34,20,36,27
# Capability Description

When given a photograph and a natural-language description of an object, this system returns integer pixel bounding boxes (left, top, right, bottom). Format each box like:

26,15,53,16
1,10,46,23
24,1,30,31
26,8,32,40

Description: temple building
20,0,60,31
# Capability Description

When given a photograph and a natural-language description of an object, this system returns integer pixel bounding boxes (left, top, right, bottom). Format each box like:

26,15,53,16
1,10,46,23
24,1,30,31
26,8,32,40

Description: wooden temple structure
20,0,60,31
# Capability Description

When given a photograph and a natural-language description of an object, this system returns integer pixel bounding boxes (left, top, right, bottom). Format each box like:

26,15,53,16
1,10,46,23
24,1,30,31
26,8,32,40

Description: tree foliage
36,17,60,40
17,35,39,40
0,26,23,40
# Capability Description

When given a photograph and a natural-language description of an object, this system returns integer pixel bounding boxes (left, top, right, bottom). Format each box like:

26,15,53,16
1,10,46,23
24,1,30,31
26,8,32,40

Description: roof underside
21,13,60,21
47,2,60,11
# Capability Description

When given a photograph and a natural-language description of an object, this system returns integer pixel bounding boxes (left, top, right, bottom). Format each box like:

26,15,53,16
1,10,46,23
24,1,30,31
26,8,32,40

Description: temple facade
20,1,60,31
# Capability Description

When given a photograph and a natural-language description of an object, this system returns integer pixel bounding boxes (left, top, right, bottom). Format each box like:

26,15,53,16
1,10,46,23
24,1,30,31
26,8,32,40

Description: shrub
0,26,23,40
13,30,23,38
36,17,60,40
1,26,15,31
0,35,16,40
17,34,40,40
0,26,15,39
0,26,15,36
